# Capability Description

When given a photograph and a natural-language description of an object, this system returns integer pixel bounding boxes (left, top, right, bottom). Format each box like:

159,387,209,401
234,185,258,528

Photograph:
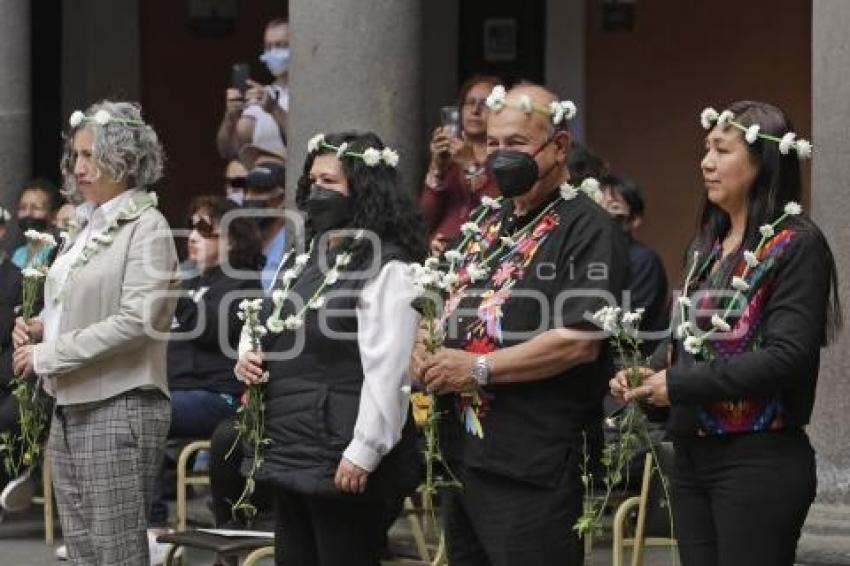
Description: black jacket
167,265,262,395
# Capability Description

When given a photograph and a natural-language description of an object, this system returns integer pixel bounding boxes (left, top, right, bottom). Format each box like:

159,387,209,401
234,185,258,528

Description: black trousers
672,429,816,566
273,488,386,566
442,459,584,566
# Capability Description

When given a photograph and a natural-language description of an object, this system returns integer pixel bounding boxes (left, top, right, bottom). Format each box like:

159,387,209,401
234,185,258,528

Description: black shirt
440,190,629,488
167,265,261,395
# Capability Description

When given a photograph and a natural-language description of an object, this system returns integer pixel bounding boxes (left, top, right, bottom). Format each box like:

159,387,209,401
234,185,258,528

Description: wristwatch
471,355,490,387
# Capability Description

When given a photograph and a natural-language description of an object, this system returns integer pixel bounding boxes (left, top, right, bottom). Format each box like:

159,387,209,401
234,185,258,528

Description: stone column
799,1,850,562
0,0,31,211
287,0,423,206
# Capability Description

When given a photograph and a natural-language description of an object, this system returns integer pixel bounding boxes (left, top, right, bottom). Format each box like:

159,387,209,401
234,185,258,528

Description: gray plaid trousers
47,389,170,566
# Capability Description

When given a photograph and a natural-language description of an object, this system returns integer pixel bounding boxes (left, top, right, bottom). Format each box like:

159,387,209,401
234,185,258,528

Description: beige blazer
35,195,179,405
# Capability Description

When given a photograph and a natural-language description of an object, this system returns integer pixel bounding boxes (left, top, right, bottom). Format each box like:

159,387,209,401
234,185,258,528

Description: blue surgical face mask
259,47,291,77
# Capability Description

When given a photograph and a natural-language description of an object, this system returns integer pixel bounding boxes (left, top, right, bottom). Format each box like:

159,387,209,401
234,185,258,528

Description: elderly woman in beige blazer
12,100,178,565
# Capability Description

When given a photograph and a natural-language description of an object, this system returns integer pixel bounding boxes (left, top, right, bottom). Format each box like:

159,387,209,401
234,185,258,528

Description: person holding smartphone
216,19,290,160
420,75,502,256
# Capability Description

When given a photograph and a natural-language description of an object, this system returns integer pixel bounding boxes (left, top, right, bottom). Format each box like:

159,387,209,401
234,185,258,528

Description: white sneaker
55,544,67,561
148,529,182,566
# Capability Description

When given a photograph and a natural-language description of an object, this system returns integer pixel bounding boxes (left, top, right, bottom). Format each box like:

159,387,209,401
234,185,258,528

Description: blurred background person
239,135,288,294
420,75,501,255
11,179,60,268
600,174,669,349
567,140,607,184
224,159,248,205
217,19,289,161
0,206,22,522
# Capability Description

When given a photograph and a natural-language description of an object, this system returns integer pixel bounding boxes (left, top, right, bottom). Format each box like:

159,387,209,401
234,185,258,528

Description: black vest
256,242,421,499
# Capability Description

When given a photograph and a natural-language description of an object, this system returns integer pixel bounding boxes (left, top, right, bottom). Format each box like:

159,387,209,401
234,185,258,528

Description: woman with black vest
612,100,842,565
235,131,425,566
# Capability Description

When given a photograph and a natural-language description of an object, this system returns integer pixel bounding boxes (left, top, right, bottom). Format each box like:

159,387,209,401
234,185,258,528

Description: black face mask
242,199,278,232
306,184,352,235
18,217,49,234
485,137,557,198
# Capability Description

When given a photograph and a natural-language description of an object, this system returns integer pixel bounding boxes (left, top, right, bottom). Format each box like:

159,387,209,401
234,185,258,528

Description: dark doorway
458,0,546,87
30,0,63,186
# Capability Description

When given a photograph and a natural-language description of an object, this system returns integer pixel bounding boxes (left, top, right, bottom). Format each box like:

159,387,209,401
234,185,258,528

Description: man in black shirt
412,83,628,565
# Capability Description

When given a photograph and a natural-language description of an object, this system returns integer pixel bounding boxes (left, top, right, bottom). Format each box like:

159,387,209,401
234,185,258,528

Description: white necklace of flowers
264,230,365,333
69,110,146,128
676,201,803,355
485,85,578,126
700,107,812,159
55,192,159,303
306,133,399,168
420,177,603,292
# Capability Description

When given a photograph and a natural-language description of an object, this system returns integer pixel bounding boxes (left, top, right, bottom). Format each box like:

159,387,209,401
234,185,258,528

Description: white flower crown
485,85,578,126
700,107,812,160
307,133,399,168
69,110,146,129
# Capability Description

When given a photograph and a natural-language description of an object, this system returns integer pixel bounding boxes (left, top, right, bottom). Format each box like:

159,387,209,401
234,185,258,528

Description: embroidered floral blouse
658,227,832,438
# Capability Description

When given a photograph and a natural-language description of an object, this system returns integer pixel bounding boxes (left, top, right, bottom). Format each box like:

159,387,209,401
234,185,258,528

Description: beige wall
584,0,812,284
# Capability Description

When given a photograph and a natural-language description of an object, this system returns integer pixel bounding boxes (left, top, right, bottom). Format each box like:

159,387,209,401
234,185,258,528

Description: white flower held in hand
759,224,775,238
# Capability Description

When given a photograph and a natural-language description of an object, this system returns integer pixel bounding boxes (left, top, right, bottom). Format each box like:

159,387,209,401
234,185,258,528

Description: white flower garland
485,85,578,126
307,133,399,168
700,106,812,159
678,201,803,355
55,192,159,302
69,109,145,128
264,233,363,333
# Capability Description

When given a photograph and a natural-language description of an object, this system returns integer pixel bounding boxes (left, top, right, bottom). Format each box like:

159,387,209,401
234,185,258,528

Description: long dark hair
296,131,427,266
190,195,265,271
691,100,842,343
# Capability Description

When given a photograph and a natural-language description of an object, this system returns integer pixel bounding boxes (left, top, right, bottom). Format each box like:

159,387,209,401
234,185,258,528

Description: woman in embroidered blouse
235,131,425,565
611,100,842,566
420,75,501,255
12,101,178,565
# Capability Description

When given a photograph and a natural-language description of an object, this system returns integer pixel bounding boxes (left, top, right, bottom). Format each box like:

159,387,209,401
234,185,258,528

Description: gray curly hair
60,100,164,202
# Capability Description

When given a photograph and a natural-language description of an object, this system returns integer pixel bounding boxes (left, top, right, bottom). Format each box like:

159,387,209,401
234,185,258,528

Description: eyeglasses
191,218,220,239
226,176,246,189
462,96,488,110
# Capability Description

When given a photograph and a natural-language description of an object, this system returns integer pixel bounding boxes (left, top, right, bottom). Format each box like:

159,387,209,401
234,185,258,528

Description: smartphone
441,106,460,138
232,63,251,94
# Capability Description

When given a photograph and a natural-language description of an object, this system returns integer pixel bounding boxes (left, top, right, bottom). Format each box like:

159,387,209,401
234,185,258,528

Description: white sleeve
343,260,419,472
